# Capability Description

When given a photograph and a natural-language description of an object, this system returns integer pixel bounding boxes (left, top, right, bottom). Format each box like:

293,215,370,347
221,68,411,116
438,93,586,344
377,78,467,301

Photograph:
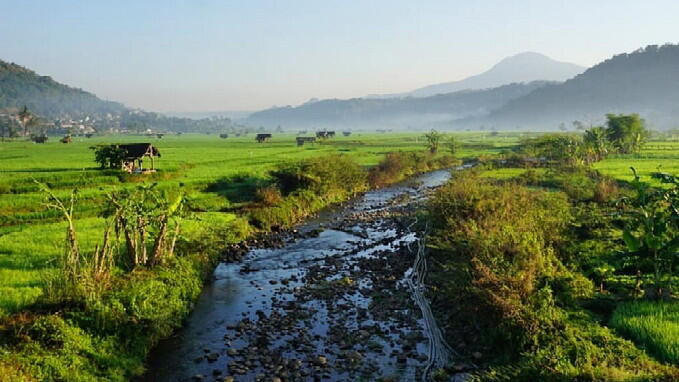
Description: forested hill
0,60,125,117
477,44,679,129
246,81,551,129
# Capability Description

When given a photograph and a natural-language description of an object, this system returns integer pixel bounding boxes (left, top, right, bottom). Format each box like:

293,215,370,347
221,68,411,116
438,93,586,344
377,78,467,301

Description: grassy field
0,132,522,317
592,140,679,185
0,132,675,315
611,300,679,363
0,131,677,380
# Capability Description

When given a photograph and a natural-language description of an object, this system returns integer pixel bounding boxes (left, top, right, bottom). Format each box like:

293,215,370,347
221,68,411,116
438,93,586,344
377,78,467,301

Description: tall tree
18,105,32,137
604,113,648,154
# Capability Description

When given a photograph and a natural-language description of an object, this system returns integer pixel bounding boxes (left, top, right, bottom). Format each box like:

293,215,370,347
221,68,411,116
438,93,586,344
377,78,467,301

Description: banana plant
619,168,679,299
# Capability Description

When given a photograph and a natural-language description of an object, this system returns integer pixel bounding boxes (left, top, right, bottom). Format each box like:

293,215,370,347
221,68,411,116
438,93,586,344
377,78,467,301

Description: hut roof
119,143,161,159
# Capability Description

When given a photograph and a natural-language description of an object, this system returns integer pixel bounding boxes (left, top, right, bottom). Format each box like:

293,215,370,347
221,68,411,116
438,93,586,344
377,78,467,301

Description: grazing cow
256,133,272,143
32,135,48,143
60,135,72,144
343,131,351,136
219,133,229,139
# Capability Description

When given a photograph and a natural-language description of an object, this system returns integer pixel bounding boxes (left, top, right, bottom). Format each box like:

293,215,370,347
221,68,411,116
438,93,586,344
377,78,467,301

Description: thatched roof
119,143,160,159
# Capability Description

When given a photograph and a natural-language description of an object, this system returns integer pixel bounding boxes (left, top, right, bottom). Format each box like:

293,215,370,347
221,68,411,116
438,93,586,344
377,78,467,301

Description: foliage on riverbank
425,168,678,381
251,151,459,229
0,149,457,381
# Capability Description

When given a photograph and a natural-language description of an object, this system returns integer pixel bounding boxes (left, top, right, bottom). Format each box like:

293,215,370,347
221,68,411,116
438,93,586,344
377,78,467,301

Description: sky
1,0,678,113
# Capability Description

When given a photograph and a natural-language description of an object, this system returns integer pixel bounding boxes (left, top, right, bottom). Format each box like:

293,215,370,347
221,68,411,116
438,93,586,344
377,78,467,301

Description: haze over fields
2,2,679,130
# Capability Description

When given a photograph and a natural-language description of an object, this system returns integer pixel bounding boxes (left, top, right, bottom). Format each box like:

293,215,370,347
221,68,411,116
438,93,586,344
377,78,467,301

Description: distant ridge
369,52,585,98
0,60,125,117
245,81,552,129
474,44,679,129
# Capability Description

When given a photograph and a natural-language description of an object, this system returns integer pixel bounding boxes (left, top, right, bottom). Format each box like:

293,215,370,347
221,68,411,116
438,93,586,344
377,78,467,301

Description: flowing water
143,170,454,382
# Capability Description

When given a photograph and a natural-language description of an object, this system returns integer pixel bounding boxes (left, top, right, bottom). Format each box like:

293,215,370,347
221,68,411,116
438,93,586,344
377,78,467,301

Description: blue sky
1,0,678,112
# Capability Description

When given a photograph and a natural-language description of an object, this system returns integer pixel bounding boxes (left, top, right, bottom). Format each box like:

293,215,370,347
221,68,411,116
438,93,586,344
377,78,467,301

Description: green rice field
0,132,676,317
611,300,679,363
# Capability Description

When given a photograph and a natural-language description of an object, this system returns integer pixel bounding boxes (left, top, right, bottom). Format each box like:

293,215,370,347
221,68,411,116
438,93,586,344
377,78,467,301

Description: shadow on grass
205,174,269,203
0,167,102,173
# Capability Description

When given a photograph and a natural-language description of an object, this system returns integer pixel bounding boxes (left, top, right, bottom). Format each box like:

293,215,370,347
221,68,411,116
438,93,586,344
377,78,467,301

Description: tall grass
610,300,679,363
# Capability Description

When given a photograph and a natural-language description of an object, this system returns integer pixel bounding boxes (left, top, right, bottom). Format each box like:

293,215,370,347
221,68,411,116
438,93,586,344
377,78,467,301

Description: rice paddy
0,131,675,324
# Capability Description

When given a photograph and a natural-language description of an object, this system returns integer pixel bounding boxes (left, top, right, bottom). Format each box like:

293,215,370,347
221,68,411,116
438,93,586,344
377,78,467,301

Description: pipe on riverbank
404,220,457,381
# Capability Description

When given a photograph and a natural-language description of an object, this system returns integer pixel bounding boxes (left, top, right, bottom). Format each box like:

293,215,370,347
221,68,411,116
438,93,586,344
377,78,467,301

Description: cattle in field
343,131,351,136
256,133,272,143
316,130,335,139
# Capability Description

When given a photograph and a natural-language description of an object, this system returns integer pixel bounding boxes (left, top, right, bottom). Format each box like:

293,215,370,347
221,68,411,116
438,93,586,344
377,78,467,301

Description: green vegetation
611,301,679,363
0,128,676,381
0,132,461,381
0,60,124,117
423,126,679,380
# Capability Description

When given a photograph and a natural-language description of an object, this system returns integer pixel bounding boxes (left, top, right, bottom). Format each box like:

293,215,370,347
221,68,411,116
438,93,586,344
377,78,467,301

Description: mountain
369,52,585,99
245,81,552,129
474,44,679,130
0,60,125,117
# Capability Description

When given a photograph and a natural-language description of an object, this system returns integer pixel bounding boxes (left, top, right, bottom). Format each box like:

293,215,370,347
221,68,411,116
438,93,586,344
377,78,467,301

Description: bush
368,151,459,187
426,173,674,379
255,185,283,206
270,154,367,197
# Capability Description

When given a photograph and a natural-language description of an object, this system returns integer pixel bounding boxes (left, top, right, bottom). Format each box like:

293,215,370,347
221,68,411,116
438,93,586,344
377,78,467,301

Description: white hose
404,220,457,381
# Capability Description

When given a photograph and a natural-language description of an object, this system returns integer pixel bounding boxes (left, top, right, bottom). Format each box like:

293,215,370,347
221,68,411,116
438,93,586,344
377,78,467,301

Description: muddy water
143,170,452,382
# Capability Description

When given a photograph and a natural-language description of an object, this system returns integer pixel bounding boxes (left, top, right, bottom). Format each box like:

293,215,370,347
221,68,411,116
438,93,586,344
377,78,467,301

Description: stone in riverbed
206,352,219,362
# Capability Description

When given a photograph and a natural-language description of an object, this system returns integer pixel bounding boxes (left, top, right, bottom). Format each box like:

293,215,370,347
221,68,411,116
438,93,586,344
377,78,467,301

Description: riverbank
0,152,458,381
142,169,453,382
423,167,679,381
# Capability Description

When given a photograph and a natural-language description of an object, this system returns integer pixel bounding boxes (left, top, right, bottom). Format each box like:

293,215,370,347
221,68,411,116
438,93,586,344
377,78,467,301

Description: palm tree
18,106,32,137
26,117,42,137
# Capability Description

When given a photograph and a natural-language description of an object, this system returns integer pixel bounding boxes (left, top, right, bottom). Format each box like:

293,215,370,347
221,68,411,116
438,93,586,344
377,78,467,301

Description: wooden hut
296,137,316,147
119,143,161,173
256,133,272,143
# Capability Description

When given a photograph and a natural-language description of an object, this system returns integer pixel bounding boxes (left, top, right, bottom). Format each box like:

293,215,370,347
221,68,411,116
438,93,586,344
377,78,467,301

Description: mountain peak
403,52,585,98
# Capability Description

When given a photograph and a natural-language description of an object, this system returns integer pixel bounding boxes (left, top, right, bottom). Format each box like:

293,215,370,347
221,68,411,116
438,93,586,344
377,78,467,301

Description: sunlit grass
0,132,675,315
610,300,679,363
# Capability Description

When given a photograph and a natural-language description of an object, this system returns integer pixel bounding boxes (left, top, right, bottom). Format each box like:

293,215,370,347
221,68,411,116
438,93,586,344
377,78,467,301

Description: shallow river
143,169,452,382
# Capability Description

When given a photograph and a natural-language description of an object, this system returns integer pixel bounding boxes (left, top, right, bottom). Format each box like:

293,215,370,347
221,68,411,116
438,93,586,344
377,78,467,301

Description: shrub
255,185,283,206
270,154,367,197
426,173,674,379
368,151,459,187
593,176,619,203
